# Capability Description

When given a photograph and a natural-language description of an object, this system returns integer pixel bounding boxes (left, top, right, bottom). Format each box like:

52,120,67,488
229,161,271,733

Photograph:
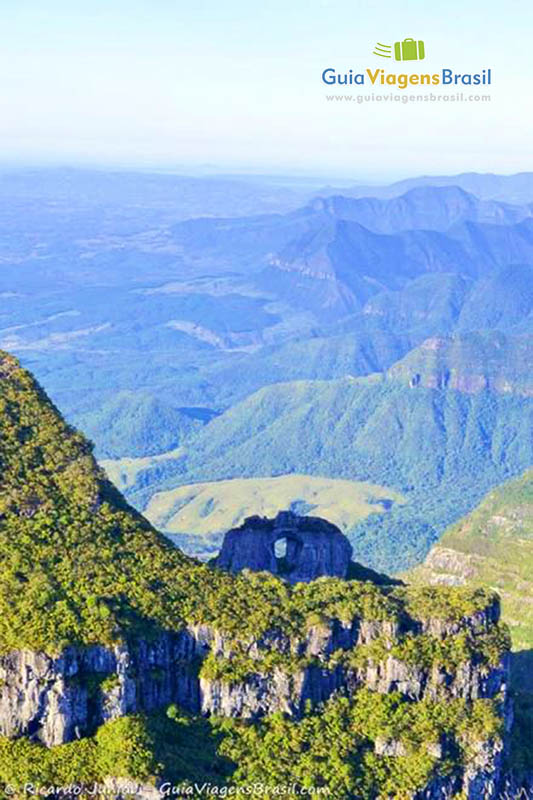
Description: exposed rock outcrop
0,597,509,758
214,510,353,583
387,332,533,398
0,350,520,799
0,629,210,746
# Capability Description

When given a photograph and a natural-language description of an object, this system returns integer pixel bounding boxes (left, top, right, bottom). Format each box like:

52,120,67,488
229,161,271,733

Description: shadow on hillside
511,650,533,692
146,710,236,785
509,651,533,772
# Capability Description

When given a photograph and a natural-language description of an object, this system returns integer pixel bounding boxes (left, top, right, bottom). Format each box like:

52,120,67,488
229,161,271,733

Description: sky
0,0,532,180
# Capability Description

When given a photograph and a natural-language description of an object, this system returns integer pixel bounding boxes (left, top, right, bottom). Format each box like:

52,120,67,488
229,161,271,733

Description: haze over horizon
1,161,533,187
1,0,532,177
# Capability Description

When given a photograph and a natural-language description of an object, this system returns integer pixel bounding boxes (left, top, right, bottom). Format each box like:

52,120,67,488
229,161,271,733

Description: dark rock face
0,629,210,746
0,589,513,799
214,510,353,583
0,601,509,754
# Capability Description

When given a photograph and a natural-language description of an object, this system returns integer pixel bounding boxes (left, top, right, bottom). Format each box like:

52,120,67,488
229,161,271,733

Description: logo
373,43,392,59
373,38,426,61
322,35,492,90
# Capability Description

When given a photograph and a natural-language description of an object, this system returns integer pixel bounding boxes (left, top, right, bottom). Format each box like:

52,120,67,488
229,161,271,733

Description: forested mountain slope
0,349,514,798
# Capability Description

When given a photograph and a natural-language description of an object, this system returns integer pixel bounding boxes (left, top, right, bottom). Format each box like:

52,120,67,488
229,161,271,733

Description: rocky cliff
214,510,353,582
0,351,516,799
0,590,511,799
0,596,508,743
407,470,533,651
387,332,533,396
408,470,533,795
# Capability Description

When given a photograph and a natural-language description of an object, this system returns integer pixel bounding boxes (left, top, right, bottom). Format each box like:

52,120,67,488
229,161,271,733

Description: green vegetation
125,372,533,572
0,716,157,790
0,694,504,800
407,470,533,772
77,391,206,459
397,584,498,623
0,351,498,655
201,618,510,687
345,624,510,673
216,693,503,800
139,474,404,559
0,351,513,795
0,712,231,794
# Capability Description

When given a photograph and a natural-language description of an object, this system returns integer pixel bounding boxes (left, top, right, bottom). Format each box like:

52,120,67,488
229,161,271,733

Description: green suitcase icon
394,38,425,61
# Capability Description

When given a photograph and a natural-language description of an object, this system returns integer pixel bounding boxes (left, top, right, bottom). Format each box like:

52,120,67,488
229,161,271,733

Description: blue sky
0,0,531,179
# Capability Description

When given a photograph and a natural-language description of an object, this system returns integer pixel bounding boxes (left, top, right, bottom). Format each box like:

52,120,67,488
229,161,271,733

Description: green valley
141,474,405,558
2,167,533,795
124,355,533,572
0,349,515,797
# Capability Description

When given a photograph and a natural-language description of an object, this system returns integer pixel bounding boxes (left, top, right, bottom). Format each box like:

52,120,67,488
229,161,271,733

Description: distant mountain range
325,171,533,204
1,167,532,572
311,186,533,233
388,331,533,395
0,166,317,220
122,333,533,571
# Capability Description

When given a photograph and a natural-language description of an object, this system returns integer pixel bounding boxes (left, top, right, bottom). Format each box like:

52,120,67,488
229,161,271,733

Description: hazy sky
1,0,531,179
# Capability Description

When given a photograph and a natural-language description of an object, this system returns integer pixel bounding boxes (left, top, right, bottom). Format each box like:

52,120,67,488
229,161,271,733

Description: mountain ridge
312,185,533,233
124,356,533,571
406,471,533,773
0,349,514,798
323,171,533,204
388,331,533,396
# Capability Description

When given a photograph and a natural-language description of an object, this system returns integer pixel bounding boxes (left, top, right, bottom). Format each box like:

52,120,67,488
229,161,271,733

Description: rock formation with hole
213,510,353,583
